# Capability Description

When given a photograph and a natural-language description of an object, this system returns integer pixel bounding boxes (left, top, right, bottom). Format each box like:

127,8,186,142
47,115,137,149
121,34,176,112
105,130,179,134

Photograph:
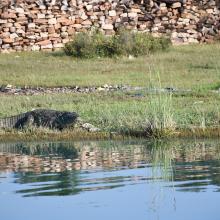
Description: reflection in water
173,160,220,192
0,140,220,197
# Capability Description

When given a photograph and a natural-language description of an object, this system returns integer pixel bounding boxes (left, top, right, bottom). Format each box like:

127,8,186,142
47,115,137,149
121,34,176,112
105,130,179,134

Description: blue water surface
0,140,219,220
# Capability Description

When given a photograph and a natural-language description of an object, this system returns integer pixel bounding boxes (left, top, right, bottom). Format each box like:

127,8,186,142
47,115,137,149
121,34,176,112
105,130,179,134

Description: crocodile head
57,112,79,129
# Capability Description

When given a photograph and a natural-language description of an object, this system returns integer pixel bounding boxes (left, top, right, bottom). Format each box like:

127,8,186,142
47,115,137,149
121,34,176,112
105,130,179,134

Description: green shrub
64,30,170,58
64,32,96,58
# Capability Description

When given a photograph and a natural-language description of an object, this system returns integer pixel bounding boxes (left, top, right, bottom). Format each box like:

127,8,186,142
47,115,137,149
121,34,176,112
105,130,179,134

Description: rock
0,19,7,24
172,2,182,9
0,0,219,52
81,123,101,132
82,20,92,25
1,84,13,92
97,87,105,91
102,24,114,30
37,40,51,46
41,44,53,49
109,10,116,17
37,14,45,19
3,38,14,44
31,45,40,51
128,12,137,18
28,23,35,28
10,33,18,39
1,12,17,19
85,5,93,11
15,8,25,14
48,18,57,25
53,43,64,48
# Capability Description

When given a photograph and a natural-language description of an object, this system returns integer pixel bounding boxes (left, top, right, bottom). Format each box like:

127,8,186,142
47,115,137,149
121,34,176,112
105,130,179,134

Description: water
0,139,220,220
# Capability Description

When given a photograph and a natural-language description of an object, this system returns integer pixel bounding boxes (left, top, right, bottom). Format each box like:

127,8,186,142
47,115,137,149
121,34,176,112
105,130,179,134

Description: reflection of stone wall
1,0,220,52
0,142,151,172
0,141,220,173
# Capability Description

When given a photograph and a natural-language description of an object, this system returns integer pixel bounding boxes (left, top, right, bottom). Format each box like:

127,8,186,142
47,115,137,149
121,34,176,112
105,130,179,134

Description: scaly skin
0,113,27,129
0,109,79,130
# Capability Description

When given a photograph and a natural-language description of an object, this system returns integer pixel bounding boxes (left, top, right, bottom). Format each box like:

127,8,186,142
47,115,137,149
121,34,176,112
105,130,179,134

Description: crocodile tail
0,113,27,129
0,117,13,128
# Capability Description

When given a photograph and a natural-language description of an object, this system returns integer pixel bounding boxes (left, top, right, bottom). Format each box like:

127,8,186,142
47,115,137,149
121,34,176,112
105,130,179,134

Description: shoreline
0,127,220,142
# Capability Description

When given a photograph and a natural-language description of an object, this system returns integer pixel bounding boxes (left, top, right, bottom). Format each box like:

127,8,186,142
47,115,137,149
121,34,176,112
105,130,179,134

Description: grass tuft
145,92,176,138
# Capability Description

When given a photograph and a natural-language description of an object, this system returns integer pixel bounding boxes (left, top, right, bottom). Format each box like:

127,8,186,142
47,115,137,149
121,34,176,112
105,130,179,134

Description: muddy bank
0,126,220,142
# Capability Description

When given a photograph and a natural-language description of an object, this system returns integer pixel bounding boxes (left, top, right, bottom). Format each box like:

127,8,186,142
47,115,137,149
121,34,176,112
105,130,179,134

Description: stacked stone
171,0,220,44
0,0,220,52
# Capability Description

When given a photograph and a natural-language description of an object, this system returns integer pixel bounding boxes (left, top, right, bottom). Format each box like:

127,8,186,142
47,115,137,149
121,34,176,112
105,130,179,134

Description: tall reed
145,75,176,138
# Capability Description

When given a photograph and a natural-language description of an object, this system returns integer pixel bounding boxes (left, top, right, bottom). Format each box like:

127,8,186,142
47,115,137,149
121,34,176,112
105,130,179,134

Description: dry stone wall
0,0,220,52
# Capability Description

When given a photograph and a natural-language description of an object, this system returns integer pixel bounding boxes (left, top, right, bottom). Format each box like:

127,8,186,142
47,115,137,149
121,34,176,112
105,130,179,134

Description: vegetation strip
0,44,219,140
0,44,220,89
0,127,220,142
0,90,219,140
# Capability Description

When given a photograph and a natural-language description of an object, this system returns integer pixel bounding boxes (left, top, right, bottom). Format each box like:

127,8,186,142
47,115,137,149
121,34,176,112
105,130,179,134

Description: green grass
0,44,219,91
0,44,220,139
0,91,219,138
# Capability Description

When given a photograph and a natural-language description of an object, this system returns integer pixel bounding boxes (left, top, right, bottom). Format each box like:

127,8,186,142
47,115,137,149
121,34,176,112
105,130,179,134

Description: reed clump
145,94,176,137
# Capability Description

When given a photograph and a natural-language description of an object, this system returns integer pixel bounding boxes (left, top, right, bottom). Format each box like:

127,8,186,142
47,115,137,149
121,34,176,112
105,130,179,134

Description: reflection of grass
148,138,220,181
150,140,174,181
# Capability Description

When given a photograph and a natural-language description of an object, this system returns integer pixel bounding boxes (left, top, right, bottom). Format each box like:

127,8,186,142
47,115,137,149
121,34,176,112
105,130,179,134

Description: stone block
0,19,7,24
172,2,182,8
85,5,93,11
1,12,17,19
37,40,51,46
53,43,64,48
37,14,46,19
35,19,47,24
10,33,19,39
28,23,36,28
57,17,71,25
102,24,114,30
67,27,75,35
15,8,25,14
41,44,53,49
3,38,14,43
128,12,137,18
31,45,40,51
48,18,57,25
109,10,116,17
82,20,92,25
48,27,55,34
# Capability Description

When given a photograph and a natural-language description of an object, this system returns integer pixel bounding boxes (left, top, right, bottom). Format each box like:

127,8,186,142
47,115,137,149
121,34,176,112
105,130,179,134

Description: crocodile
0,109,79,130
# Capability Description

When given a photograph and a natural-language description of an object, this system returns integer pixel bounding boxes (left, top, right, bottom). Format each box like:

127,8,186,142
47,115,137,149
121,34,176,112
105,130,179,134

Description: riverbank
0,44,219,141
0,90,219,141
1,127,220,142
